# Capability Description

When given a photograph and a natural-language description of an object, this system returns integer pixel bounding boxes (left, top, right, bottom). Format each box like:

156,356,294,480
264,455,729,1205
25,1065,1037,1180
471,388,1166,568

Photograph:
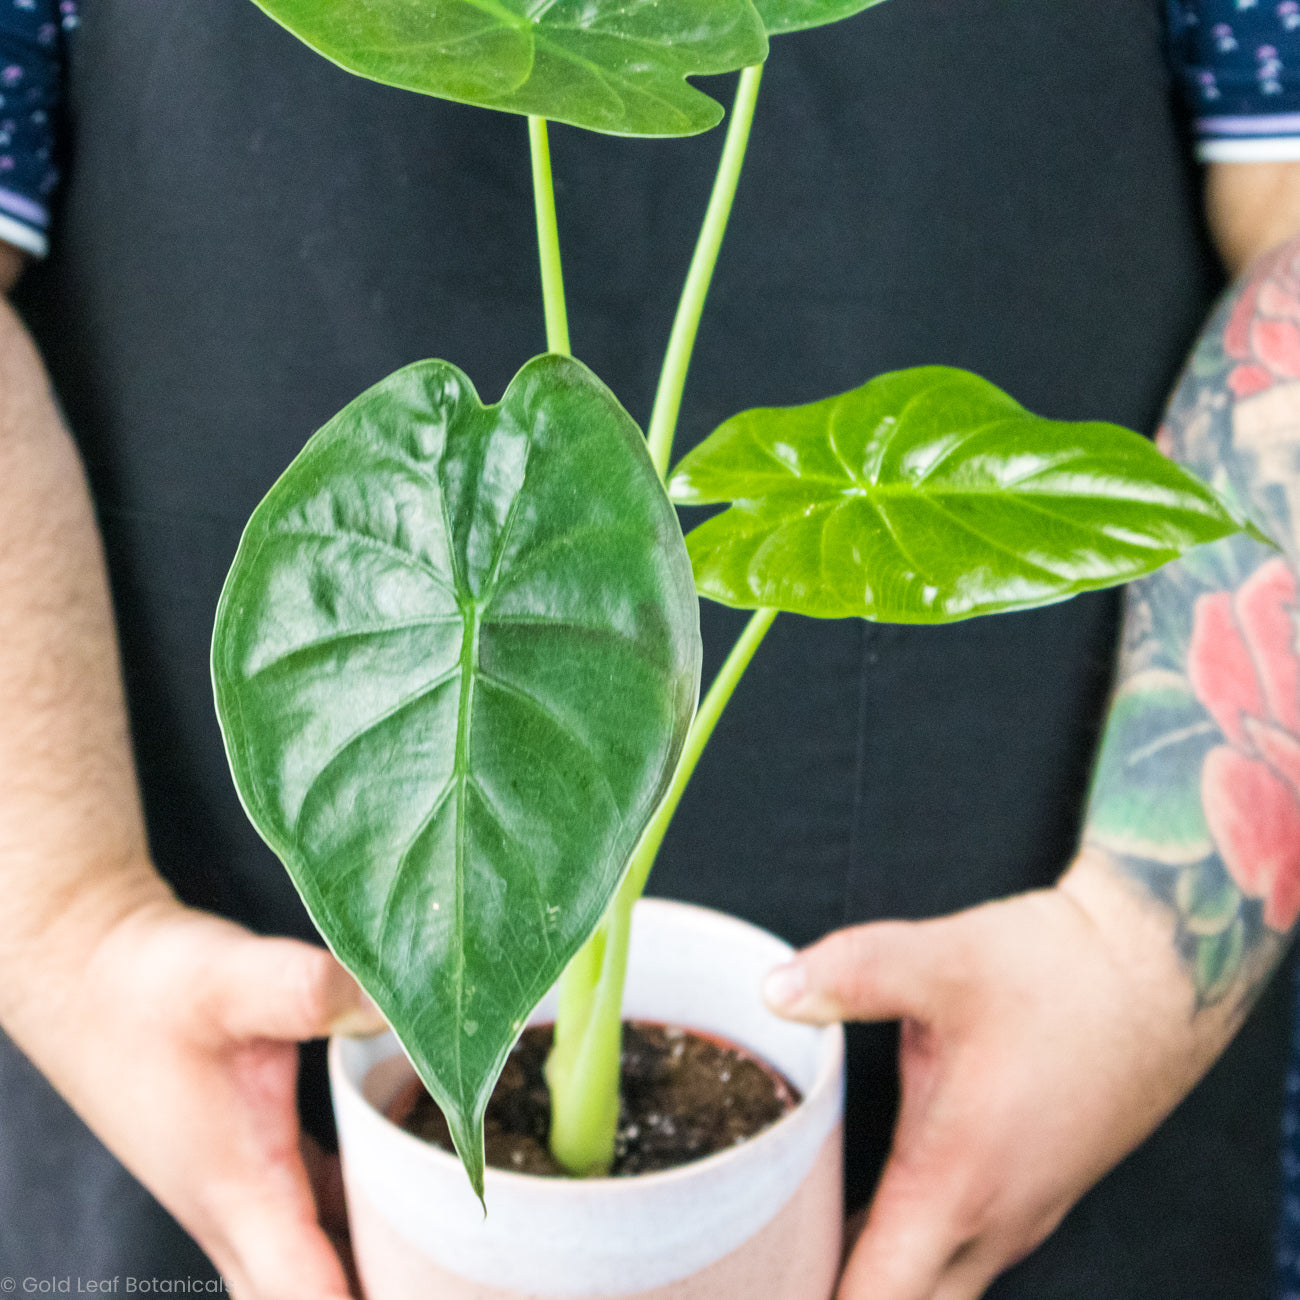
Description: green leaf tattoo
212,355,701,1195
1086,670,1217,865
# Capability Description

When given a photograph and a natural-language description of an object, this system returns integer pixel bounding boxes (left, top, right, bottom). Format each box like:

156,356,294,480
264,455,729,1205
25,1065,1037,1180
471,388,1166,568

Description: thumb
218,936,388,1042
762,920,945,1024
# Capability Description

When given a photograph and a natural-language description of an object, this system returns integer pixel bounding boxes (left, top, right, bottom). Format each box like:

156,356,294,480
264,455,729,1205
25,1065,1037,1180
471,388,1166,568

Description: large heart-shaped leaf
754,0,889,36
213,355,701,1194
668,366,1261,622
248,0,768,137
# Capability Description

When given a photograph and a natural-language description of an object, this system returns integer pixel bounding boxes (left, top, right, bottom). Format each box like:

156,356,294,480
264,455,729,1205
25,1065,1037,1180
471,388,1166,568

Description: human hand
14,893,385,1300
762,850,1238,1300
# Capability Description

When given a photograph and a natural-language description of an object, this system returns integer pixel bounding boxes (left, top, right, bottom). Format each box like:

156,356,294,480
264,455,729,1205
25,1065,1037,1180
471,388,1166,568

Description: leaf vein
475,669,625,817
273,526,458,599
291,665,462,846
243,616,463,683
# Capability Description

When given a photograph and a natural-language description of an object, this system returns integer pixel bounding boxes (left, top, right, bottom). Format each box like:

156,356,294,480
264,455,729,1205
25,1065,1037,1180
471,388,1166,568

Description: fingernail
331,994,388,1038
762,960,807,1012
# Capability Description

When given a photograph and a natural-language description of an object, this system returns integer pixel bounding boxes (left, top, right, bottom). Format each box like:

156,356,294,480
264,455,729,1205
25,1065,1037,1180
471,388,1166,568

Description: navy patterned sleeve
0,0,72,256
1168,0,1300,161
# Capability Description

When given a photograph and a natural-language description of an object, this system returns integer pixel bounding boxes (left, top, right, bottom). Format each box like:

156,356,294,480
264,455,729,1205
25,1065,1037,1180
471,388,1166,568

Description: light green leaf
247,0,768,137
754,0,888,36
1195,916,1246,1004
668,366,1255,622
1176,860,1243,937
1086,670,1217,866
213,355,701,1196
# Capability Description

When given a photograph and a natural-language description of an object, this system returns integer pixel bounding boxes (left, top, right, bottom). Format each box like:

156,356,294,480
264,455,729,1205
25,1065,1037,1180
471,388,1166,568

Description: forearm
1076,223,1300,1038
0,274,382,1293
0,268,171,1042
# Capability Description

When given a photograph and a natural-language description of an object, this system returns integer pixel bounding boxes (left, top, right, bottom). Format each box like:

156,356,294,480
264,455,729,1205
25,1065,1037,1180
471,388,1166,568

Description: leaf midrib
708,479,1206,506
451,597,481,1111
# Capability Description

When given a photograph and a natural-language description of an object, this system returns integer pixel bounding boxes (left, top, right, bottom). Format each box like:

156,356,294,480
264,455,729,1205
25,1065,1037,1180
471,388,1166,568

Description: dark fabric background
0,0,1290,1294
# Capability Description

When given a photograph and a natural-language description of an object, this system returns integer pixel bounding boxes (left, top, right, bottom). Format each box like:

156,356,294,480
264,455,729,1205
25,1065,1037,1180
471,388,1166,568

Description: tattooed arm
1077,160,1300,1021
1079,161,1300,1013
758,164,1300,1300
1081,220,1300,1015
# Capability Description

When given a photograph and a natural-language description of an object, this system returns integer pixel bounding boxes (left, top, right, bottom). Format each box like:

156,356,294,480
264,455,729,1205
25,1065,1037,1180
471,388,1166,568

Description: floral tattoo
1085,239,1300,1008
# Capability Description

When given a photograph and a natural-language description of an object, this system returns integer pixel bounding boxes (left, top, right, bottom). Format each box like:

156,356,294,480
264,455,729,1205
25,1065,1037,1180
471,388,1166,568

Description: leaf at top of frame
753,0,889,36
248,0,769,137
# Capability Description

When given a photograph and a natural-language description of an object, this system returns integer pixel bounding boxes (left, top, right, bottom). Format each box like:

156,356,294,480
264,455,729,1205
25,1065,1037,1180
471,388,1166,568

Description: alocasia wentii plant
212,0,1263,1198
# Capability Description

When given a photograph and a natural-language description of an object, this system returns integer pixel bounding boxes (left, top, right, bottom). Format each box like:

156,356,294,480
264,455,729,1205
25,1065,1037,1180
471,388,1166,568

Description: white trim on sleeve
1197,136,1300,162
0,210,47,256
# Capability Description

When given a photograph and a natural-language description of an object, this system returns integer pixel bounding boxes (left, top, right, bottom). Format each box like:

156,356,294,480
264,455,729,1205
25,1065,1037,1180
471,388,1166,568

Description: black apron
2,1,1289,1294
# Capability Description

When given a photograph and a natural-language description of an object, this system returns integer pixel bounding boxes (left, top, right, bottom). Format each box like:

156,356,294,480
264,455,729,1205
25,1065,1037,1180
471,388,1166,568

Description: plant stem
621,607,778,904
543,608,778,1175
645,63,763,478
544,900,632,1175
528,116,570,356
543,64,768,1178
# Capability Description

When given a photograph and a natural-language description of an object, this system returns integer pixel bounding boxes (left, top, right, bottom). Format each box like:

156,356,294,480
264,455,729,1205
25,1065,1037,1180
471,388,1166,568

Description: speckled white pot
330,898,846,1300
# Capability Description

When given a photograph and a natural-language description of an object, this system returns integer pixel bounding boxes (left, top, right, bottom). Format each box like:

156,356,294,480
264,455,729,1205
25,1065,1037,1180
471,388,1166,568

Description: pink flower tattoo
1189,558,1300,931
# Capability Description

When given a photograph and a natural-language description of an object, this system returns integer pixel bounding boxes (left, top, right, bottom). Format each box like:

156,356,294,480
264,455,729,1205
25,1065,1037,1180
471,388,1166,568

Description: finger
838,1052,983,1300
219,938,387,1042
840,1218,1009,1300
836,1198,956,1300
931,1251,1003,1300
763,920,947,1024
846,1171,1051,1300
217,1192,354,1300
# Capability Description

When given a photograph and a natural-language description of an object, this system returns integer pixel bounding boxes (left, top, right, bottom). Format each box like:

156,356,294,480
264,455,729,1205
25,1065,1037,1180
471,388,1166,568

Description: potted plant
208,1,1265,1296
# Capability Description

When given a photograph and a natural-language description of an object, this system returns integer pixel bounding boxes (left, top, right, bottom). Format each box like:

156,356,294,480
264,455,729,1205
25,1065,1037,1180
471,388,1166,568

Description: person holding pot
0,1,1298,1297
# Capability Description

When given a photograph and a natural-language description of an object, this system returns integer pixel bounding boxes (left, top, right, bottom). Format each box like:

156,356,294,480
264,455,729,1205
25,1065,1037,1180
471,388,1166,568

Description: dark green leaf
1085,670,1216,866
248,0,768,137
213,355,701,1195
754,0,888,36
668,366,1255,622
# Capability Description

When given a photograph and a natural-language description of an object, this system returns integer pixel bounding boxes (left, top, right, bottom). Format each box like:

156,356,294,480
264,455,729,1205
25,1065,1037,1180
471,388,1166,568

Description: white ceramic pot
330,897,846,1300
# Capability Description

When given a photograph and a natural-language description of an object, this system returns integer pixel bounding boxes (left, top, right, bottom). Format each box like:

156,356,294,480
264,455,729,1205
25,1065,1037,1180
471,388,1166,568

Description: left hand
8,889,386,1300
762,850,1238,1300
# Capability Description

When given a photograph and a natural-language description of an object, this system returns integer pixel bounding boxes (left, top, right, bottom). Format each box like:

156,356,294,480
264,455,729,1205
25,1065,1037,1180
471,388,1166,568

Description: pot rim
330,896,845,1197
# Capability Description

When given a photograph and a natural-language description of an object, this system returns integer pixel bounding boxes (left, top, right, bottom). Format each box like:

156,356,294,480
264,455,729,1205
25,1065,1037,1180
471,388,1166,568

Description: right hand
17,892,386,1300
764,853,1236,1300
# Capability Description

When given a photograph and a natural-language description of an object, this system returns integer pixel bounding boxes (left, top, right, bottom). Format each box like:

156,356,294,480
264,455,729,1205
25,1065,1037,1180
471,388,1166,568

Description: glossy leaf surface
668,366,1258,622
754,0,888,35
213,355,701,1195
248,0,768,137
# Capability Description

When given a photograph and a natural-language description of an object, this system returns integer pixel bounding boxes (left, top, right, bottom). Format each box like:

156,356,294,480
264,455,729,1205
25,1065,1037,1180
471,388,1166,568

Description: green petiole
544,895,634,1175
544,607,778,1174
646,63,764,478
541,68,775,1178
529,115,571,357
619,606,778,906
